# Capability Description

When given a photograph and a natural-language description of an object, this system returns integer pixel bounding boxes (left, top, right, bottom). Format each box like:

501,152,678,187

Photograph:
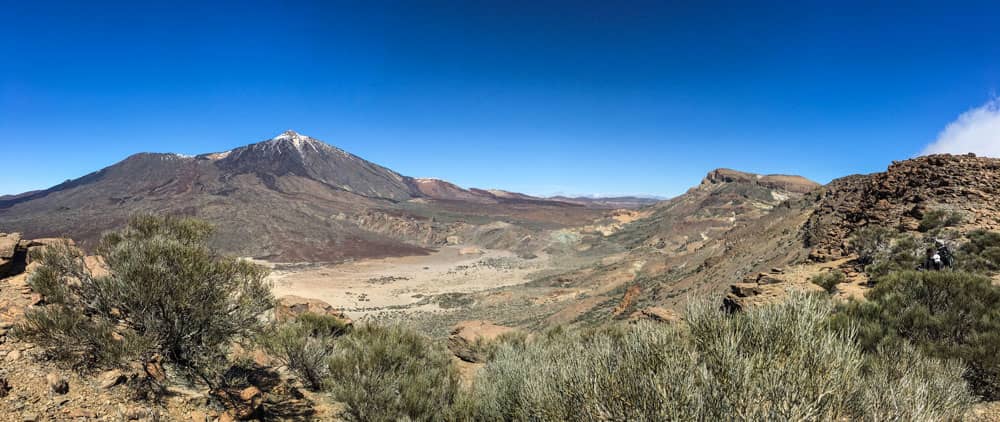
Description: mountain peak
701,168,819,194
268,130,315,147
274,129,306,139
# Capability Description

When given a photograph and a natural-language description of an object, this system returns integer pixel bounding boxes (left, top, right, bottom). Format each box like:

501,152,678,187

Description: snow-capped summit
265,130,322,153
271,129,309,142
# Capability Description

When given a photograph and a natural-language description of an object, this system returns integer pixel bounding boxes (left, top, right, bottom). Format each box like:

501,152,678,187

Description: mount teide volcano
0,131,610,261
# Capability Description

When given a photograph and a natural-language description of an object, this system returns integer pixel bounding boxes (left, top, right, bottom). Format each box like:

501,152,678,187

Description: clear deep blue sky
3,1,999,197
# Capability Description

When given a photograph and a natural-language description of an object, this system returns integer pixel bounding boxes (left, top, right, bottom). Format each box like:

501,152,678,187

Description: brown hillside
804,153,1000,261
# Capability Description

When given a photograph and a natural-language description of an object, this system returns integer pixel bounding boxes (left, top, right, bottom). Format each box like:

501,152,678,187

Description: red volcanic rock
275,295,352,326
448,320,516,363
805,154,1000,260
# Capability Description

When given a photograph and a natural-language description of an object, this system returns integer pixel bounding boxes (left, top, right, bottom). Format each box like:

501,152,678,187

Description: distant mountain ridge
1,130,622,209
0,131,631,261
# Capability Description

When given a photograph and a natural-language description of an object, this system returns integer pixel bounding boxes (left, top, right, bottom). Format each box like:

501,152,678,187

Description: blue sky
2,1,999,197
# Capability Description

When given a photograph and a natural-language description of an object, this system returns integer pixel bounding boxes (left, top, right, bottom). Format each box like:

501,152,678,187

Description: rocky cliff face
701,168,821,194
804,153,1000,260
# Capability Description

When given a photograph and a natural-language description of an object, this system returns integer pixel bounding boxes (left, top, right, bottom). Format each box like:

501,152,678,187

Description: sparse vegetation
326,324,459,421
455,293,973,421
833,270,1000,400
811,270,845,293
14,215,274,391
433,292,475,309
864,233,932,278
849,226,894,268
918,209,963,232
462,330,530,363
258,313,349,391
955,229,1000,273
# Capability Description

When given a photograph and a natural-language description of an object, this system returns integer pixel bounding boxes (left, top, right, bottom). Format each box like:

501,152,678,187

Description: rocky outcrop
805,154,1000,261
274,295,352,326
0,233,23,277
723,269,825,312
628,306,680,324
448,320,516,363
702,168,820,194
351,209,456,247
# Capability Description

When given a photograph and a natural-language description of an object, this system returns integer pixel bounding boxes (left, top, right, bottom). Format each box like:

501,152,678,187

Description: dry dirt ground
267,246,559,318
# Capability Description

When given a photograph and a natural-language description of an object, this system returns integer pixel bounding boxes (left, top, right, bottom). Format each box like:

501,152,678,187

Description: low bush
457,293,973,421
956,229,1000,273
13,215,274,390
326,324,459,421
464,330,529,363
833,270,1000,400
918,209,963,232
849,226,894,268
863,233,933,278
258,313,349,391
811,270,846,293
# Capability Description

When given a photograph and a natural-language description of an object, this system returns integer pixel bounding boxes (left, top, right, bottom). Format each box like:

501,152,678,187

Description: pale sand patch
267,246,549,318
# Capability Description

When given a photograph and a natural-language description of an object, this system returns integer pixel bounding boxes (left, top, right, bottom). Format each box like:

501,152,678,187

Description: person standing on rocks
936,240,955,269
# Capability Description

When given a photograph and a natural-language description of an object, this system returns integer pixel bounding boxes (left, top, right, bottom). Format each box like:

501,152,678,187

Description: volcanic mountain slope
474,168,822,327
804,153,1000,261
0,131,609,261
608,168,819,252
521,153,1000,326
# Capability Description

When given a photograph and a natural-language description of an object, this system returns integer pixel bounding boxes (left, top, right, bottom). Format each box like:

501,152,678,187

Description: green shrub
834,270,1000,400
458,293,973,421
858,344,973,420
686,293,863,421
258,313,349,391
918,210,963,232
956,230,1000,273
863,233,934,279
811,270,846,293
467,330,529,363
456,322,701,421
13,215,274,390
849,226,894,267
327,324,459,421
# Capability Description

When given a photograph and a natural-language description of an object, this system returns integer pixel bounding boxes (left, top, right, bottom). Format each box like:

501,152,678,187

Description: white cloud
922,99,1000,157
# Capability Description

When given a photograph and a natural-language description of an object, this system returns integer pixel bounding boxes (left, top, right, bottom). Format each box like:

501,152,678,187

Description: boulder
66,409,97,419
724,280,824,312
275,295,352,326
239,385,262,402
46,372,69,394
143,355,167,383
459,247,484,255
0,233,20,259
187,411,211,422
448,320,515,363
216,386,263,420
0,233,22,277
84,255,110,278
22,238,75,265
98,369,125,389
122,407,148,420
629,306,680,324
